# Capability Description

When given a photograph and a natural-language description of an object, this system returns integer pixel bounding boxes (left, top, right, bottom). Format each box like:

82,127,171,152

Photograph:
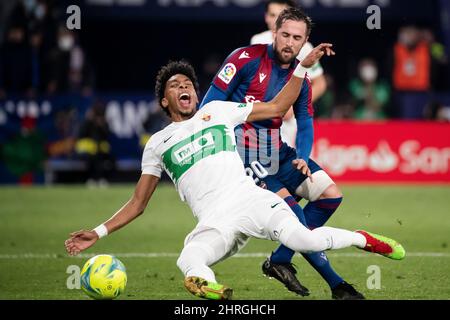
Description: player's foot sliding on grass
65,47,405,300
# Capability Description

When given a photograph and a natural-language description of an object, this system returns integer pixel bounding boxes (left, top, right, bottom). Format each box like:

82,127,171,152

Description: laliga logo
223,65,235,77
218,63,236,84
314,139,398,175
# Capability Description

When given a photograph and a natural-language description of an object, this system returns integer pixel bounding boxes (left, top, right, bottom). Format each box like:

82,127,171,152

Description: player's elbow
269,102,285,118
275,107,288,118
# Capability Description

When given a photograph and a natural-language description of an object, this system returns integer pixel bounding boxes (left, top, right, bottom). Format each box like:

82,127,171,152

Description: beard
274,44,299,65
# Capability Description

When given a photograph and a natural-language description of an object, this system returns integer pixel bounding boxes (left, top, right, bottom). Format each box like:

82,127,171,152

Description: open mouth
179,93,191,108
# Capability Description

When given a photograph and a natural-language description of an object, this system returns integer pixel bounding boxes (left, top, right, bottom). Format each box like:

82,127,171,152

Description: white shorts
280,116,297,148
183,184,297,263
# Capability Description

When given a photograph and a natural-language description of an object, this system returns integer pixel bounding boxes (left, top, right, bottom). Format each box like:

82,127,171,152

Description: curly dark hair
154,60,200,117
275,7,313,36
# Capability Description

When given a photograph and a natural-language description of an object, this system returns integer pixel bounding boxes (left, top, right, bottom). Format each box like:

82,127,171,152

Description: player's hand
301,43,335,68
65,230,99,256
292,159,313,182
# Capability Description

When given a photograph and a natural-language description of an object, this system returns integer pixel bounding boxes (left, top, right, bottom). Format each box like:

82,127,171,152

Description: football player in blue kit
200,7,364,299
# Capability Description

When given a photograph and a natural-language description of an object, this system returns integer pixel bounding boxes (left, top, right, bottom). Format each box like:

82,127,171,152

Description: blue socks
302,251,343,289
303,197,343,229
270,196,344,289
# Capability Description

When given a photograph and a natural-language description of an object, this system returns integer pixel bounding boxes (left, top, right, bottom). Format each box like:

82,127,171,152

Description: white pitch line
0,252,449,259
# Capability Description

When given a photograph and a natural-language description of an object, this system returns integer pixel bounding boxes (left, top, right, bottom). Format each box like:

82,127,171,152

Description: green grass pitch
0,184,449,300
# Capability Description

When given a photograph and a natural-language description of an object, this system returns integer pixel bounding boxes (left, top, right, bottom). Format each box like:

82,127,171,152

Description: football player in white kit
65,47,405,300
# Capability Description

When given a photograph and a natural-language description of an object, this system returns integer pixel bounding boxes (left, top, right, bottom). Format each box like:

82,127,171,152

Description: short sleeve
141,138,163,177
205,101,254,128
211,47,254,96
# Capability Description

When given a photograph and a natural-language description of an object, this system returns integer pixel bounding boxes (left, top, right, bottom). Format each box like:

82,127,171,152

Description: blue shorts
244,143,322,195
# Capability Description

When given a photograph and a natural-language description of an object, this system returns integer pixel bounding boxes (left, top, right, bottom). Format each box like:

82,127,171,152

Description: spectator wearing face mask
391,26,431,119
349,58,390,120
45,26,95,95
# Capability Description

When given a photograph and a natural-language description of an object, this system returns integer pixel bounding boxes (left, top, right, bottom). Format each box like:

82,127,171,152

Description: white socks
274,214,367,253
177,244,217,283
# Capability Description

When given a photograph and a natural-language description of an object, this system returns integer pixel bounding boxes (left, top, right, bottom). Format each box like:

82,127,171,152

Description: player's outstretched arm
247,43,335,122
64,174,159,256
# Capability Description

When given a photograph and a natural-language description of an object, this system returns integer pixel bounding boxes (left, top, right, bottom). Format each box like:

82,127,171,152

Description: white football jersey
250,30,323,79
141,101,256,220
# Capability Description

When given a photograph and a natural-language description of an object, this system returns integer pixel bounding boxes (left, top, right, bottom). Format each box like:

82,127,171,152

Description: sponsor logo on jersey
218,63,237,84
237,103,247,108
174,132,215,163
162,125,236,182
239,51,250,59
201,113,211,121
244,95,261,103
259,72,267,83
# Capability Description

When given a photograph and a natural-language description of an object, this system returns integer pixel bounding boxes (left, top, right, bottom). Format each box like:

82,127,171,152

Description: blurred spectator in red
46,26,95,96
421,28,449,92
349,58,390,120
75,102,115,187
392,26,431,119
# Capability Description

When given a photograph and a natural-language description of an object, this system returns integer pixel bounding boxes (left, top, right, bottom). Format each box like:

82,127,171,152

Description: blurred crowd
0,0,94,99
0,0,449,185
1,1,449,121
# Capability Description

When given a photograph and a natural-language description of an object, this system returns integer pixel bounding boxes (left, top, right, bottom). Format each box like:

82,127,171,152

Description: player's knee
319,184,343,200
300,232,329,253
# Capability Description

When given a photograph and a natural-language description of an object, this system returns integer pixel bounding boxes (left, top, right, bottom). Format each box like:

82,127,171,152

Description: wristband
293,64,308,78
93,224,108,239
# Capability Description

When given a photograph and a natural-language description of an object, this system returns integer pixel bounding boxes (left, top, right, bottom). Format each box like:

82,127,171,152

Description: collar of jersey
169,112,198,127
